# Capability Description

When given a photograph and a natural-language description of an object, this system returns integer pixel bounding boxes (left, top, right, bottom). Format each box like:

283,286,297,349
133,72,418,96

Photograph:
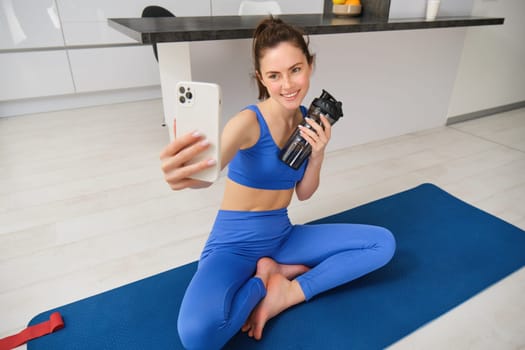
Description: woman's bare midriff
220,179,294,211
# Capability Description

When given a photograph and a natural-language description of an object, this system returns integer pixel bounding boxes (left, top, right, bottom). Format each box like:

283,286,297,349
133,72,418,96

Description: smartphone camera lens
178,85,193,105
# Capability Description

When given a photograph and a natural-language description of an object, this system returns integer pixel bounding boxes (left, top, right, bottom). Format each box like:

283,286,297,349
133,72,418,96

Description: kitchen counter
108,14,504,44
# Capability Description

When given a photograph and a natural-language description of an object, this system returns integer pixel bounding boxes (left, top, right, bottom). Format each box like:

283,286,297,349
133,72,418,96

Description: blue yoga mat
28,184,525,349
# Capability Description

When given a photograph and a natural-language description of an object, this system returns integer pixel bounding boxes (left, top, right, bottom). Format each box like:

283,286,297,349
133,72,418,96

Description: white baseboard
446,100,525,125
0,86,162,118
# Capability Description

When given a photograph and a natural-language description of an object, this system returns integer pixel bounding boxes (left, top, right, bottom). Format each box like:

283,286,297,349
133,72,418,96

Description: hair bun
253,16,283,38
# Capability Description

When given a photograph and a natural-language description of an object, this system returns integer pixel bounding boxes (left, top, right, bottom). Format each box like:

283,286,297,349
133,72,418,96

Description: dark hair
252,17,315,100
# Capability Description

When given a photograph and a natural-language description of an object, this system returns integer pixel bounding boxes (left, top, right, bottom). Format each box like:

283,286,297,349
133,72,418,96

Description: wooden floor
1,100,524,349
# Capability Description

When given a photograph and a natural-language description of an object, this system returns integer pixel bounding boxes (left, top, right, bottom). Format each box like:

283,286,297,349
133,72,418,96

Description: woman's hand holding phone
160,120,217,191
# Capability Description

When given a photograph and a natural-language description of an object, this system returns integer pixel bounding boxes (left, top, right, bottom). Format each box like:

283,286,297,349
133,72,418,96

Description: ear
255,70,267,88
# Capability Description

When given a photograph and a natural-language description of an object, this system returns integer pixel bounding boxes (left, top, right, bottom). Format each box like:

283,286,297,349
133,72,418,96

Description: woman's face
257,41,312,111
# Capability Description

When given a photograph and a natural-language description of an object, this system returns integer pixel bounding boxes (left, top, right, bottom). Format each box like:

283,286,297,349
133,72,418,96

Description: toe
253,324,264,340
241,322,251,333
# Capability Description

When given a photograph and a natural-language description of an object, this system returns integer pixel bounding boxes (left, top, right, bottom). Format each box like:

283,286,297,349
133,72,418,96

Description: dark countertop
108,14,504,44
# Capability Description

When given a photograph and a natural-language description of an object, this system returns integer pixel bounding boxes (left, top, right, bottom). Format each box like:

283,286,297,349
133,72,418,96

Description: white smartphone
174,81,222,183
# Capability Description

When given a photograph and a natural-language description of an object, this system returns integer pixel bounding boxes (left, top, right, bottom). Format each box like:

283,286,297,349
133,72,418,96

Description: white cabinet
211,0,324,16
0,51,74,101
60,22,138,46
56,0,208,21
57,0,211,45
0,0,211,105
68,46,160,92
0,0,64,49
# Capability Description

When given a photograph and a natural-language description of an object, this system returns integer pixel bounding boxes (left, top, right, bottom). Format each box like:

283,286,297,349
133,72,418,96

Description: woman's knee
178,310,221,350
376,226,396,264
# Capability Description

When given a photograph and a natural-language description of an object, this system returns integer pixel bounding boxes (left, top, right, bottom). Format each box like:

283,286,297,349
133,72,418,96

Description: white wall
309,29,466,150
189,39,256,127
211,0,323,16
389,0,474,19
447,0,525,117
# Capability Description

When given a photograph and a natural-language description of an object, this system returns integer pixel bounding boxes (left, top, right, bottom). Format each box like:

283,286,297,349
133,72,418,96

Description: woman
160,17,395,350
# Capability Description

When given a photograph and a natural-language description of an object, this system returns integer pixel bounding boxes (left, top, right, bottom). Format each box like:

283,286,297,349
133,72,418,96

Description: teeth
282,91,298,98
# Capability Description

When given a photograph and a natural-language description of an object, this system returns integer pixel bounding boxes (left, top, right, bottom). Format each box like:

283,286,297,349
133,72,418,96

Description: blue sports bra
227,105,308,190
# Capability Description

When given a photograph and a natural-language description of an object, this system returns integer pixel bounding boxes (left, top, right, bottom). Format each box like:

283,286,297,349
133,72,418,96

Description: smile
282,91,299,98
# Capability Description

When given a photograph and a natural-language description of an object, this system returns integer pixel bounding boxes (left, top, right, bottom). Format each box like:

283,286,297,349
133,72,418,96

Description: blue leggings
178,208,395,349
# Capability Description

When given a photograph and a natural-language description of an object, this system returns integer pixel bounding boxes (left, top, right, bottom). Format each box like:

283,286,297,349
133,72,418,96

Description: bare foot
242,274,305,340
255,257,310,287
279,262,310,280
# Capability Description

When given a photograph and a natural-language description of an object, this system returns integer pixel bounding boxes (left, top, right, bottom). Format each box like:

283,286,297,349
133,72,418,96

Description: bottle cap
312,90,343,122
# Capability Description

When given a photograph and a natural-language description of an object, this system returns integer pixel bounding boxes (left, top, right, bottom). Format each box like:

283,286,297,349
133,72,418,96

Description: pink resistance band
0,312,64,350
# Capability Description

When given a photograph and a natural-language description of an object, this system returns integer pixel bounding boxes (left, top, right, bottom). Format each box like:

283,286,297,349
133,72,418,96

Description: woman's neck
261,98,301,128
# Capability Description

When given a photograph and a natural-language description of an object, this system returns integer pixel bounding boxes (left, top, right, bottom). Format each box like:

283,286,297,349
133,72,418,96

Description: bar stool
141,6,175,62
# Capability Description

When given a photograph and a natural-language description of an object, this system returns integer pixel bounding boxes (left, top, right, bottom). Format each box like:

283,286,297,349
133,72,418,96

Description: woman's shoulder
227,106,258,129
223,106,260,149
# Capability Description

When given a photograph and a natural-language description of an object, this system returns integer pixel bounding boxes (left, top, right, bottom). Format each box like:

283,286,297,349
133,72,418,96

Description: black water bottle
279,90,343,169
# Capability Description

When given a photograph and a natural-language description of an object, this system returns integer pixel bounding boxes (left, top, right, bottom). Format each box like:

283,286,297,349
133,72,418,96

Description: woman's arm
295,115,332,201
219,109,259,170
